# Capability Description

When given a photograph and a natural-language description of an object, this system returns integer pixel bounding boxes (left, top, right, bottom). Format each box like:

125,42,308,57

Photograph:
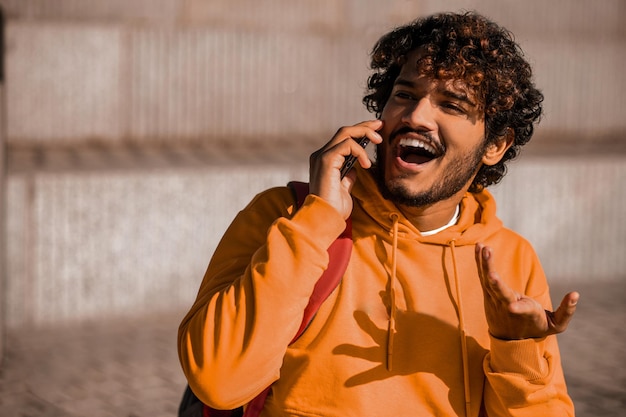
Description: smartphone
339,137,370,179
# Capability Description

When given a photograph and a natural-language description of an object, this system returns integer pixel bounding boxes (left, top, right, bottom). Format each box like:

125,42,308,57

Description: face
375,50,488,208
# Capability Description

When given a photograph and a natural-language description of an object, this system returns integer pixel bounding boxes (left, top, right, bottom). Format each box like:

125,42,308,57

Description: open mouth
397,138,443,165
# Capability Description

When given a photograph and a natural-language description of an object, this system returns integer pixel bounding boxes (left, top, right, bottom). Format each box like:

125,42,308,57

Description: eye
393,91,415,101
441,102,466,114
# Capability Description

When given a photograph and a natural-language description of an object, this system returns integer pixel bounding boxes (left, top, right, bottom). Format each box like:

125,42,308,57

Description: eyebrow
393,77,478,107
440,89,477,107
393,78,416,89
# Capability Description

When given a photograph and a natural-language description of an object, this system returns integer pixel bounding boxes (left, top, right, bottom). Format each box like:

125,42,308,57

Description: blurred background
0,0,624,416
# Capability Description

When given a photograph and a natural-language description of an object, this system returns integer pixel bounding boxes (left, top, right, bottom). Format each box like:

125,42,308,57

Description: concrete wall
2,0,625,146
2,0,625,327
6,163,310,326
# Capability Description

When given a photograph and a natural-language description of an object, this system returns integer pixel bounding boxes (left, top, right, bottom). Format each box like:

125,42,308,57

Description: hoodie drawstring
449,239,471,417
386,216,471,416
386,213,399,372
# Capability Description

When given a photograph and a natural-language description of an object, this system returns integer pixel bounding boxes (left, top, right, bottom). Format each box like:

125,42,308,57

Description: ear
482,129,514,166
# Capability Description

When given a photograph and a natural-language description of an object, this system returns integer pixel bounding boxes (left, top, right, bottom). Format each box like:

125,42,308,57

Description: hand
475,243,580,340
309,120,383,219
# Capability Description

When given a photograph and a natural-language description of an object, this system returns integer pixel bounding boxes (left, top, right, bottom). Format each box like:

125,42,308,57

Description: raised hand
475,243,580,340
309,120,383,219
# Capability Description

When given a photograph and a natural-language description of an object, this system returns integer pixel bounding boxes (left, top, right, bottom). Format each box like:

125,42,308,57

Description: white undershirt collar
420,205,460,237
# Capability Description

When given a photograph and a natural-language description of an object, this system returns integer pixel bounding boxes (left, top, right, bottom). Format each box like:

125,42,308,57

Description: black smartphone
339,137,370,179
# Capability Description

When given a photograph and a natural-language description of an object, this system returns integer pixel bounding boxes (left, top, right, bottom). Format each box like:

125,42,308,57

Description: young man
179,12,579,416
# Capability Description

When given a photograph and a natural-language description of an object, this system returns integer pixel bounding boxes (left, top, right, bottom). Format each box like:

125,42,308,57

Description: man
179,12,579,416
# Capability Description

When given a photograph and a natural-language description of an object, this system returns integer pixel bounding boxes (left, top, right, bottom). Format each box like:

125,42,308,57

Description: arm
483,333,574,416
179,120,383,409
476,242,578,416
178,187,346,409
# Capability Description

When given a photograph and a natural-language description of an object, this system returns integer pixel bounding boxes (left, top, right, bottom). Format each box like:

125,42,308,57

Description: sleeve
177,186,347,409
482,237,575,416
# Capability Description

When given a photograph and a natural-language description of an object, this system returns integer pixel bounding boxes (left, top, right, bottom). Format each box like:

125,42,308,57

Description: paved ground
0,280,623,417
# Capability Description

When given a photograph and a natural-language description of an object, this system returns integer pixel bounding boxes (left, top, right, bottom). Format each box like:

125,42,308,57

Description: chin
372,165,425,207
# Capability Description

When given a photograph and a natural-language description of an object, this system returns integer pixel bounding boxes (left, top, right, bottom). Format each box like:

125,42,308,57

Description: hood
351,165,503,246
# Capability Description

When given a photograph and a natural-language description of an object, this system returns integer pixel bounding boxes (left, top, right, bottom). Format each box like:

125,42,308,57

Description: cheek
440,120,486,150
380,102,403,126
379,111,402,150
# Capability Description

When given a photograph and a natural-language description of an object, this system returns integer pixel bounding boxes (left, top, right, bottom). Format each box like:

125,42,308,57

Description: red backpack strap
288,180,310,211
206,182,352,417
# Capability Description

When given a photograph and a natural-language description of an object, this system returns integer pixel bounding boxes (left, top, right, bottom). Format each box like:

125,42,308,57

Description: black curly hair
364,12,544,191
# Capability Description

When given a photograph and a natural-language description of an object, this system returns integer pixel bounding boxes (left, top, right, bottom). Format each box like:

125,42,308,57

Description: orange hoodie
178,166,574,417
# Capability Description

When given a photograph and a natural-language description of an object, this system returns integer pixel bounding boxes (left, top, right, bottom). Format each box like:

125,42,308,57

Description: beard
373,139,487,208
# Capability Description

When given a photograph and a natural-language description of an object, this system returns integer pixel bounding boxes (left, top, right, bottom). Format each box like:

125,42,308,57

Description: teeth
399,138,438,155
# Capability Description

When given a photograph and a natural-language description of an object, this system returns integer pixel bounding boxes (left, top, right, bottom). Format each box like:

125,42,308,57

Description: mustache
389,127,444,152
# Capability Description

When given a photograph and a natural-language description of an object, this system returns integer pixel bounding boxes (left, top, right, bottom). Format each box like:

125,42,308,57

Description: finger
475,244,496,295
312,121,383,176
480,246,519,305
549,291,579,333
355,119,384,136
309,120,383,202
475,243,496,303
327,120,383,150
338,133,383,175
475,243,487,283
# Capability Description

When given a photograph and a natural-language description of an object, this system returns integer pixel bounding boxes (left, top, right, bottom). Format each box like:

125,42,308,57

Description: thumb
550,291,579,334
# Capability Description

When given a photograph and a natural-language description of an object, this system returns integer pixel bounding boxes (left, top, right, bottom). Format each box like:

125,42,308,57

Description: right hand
309,120,383,219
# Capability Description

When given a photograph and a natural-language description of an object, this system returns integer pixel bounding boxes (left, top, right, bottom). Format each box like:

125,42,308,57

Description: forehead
397,49,480,102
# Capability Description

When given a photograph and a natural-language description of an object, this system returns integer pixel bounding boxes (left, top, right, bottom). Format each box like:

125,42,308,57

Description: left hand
475,243,580,340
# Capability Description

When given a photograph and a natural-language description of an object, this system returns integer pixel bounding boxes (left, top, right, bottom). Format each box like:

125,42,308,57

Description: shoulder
491,226,538,260
488,226,549,296
216,185,298,252
244,185,298,217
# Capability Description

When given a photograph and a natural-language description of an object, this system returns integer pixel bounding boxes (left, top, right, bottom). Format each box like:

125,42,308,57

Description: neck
398,194,464,233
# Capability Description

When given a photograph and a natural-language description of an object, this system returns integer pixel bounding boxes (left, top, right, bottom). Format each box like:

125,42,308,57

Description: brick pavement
552,280,626,417
0,310,188,417
0,281,623,417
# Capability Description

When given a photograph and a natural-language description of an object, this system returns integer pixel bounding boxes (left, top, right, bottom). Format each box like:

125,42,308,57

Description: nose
401,97,437,131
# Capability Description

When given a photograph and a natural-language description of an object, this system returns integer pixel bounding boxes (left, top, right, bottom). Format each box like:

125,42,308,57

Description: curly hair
363,12,544,191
